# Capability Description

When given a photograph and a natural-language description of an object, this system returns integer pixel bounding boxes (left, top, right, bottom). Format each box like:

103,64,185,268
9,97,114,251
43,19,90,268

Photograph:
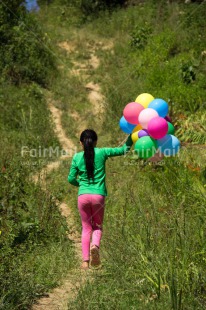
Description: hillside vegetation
0,0,206,309
0,2,75,309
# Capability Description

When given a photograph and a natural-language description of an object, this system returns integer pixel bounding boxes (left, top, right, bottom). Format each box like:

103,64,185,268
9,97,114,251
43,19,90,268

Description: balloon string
117,136,128,147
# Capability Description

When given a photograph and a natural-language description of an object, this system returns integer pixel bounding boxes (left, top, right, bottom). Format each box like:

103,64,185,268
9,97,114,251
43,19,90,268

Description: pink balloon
148,116,168,139
138,108,158,129
123,102,144,125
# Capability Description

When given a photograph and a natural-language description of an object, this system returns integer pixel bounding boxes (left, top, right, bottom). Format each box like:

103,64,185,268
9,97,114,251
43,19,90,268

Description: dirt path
32,104,87,310
48,101,76,153
32,41,112,310
61,40,107,127
32,198,85,310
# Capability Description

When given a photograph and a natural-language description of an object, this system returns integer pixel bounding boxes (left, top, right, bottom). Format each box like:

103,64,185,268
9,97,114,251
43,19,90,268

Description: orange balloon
132,124,142,133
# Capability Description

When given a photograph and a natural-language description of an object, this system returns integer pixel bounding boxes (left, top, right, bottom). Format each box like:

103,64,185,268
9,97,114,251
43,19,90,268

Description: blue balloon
25,0,40,12
119,116,136,134
157,134,180,156
148,98,169,118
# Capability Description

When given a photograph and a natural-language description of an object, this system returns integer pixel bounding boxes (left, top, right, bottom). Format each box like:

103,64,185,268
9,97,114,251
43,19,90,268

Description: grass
1,0,205,309
47,155,206,309
35,1,206,309
0,157,76,309
69,158,206,309
0,240,75,310
0,31,75,310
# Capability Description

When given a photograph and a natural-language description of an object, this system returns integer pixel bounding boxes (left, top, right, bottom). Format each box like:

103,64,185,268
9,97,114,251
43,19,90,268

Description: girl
68,129,133,270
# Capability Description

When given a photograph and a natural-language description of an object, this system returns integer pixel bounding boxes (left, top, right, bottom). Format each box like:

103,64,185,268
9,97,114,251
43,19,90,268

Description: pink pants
78,194,105,261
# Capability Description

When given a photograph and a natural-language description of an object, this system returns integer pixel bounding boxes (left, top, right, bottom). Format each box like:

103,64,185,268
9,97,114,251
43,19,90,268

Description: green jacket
68,135,133,196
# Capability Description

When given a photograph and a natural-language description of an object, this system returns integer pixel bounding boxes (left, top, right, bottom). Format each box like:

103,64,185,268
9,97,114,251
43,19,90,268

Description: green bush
130,24,152,49
0,151,76,309
0,80,68,309
0,82,59,154
0,0,56,86
0,2,73,309
181,62,196,84
80,0,126,17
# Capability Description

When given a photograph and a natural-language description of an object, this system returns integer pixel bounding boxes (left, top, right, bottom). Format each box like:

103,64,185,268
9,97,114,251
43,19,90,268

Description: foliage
130,24,152,49
0,82,59,157
181,61,196,84
80,0,127,18
83,1,206,133
36,1,206,309
0,0,56,85
0,1,74,309
46,0,127,18
176,111,206,144
0,78,75,309
70,159,206,309
1,0,206,308
0,154,76,309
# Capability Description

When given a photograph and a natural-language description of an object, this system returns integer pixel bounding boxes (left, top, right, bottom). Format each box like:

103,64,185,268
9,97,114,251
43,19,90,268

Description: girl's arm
103,134,133,158
68,155,79,187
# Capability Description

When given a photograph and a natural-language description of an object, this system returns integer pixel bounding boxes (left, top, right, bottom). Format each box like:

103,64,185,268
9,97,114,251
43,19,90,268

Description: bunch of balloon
119,93,181,159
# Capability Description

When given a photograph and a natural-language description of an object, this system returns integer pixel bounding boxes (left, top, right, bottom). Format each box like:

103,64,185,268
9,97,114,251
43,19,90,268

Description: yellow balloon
135,93,154,108
131,131,140,143
132,124,142,133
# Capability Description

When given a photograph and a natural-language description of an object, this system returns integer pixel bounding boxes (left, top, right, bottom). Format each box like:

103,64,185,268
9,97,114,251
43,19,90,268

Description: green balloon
134,136,157,159
167,122,175,135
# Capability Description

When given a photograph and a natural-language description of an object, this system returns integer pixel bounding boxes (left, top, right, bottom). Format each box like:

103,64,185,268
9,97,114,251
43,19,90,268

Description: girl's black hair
80,129,98,181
